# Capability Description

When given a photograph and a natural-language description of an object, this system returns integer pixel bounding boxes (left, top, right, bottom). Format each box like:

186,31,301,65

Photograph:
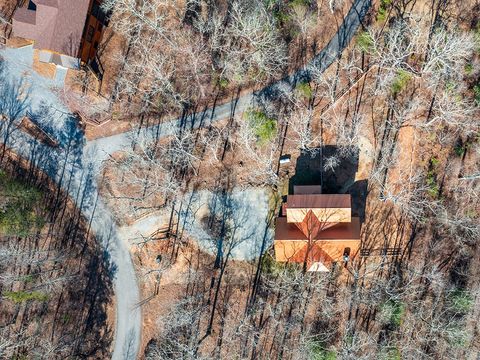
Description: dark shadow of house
288,146,368,223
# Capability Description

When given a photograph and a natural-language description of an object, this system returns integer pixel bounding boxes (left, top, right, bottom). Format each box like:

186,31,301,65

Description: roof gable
13,0,91,57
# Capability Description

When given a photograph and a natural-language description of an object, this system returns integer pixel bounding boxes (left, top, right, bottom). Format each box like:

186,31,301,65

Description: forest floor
1,0,376,358
0,152,115,358
131,236,254,355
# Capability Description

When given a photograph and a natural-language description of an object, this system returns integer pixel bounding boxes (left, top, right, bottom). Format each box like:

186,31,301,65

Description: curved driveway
0,0,371,359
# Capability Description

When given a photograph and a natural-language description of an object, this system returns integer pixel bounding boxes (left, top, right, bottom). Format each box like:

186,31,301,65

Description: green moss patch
3,290,49,303
0,170,44,236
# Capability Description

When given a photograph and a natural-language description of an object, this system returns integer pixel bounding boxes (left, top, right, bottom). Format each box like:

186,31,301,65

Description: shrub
454,143,466,157
261,253,299,276
380,346,401,360
380,300,405,327
377,0,392,22
263,0,276,8
289,0,312,7
12,355,28,360
22,274,36,283
464,63,473,75
446,323,470,348
424,156,440,197
273,8,291,24
261,253,279,275
473,84,480,105
62,314,72,324
0,207,45,236
430,156,440,167
0,172,42,208
391,69,412,95
448,289,474,314
245,109,277,144
295,81,313,99
308,341,337,360
387,347,401,360
426,170,439,198
0,170,44,235
474,24,480,53
444,81,456,93
357,31,374,53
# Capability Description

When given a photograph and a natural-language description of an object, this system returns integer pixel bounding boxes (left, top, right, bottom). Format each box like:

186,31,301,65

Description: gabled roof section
286,206,351,223
315,217,360,240
290,243,334,267
285,194,352,223
275,217,307,241
13,9,37,25
275,217,361,241
308,261,330,272
12,0,91,57
35,0,59,7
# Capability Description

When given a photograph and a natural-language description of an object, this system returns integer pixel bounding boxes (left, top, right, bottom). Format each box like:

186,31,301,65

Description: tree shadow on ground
288,146,368,222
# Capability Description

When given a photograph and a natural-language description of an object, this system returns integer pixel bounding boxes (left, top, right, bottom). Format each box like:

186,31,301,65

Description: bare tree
237,114,280,186
422,28,476,90
424,91,477,136
324,110,363,158
198,124,229,165
106,130,180,220
379,172,440,222
289,2,317,41
221,0,288,83
287,107,321,156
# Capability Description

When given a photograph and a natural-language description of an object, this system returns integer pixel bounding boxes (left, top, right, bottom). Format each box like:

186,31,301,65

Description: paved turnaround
0,0,371,358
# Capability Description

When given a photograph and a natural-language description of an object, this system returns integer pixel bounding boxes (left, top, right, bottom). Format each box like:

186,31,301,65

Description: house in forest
274,185,361,272
11,0,107,69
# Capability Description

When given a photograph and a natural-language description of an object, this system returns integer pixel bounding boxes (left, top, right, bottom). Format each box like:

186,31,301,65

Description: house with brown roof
11,0,107,69
274,185,361,272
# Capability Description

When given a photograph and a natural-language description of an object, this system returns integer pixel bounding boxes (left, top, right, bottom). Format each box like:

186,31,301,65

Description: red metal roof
288,243,334,268
275,217,361,241
275,217,308,240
